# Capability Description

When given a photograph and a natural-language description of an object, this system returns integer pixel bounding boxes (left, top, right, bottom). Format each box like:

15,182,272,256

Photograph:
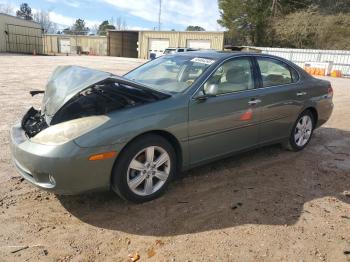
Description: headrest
226,66,248,84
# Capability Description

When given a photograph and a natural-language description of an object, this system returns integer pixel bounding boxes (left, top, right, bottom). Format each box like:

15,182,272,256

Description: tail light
327,85,333,98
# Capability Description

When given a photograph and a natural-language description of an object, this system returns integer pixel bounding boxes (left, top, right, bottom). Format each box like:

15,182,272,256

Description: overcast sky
1,0,223,31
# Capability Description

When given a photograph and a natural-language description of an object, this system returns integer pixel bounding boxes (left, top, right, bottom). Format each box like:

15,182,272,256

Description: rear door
188,57,262,165
255,57,304,144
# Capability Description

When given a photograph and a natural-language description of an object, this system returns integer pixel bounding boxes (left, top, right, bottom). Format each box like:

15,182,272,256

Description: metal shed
107,30,224,59
107,31,139,58
0,13,43,54
43,34,107,56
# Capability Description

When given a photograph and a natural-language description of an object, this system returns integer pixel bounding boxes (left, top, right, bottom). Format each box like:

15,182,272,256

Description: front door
188,57,262,166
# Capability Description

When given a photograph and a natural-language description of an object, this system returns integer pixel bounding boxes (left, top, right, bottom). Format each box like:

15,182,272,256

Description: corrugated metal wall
138,31,224,59
0,13,43,54
108,31,138,57
257,47,350,76
43,35,107,56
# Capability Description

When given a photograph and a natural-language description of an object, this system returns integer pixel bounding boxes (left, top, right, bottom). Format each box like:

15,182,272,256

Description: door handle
248,99,262,106
297,92,307,97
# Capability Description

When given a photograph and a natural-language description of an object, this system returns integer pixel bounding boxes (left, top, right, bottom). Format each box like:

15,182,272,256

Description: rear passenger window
257,58,299,88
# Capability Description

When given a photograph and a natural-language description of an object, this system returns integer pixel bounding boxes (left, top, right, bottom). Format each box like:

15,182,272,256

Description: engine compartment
22,79,168,138
21,107,48,138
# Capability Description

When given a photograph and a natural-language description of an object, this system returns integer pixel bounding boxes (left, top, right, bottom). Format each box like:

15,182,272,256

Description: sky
0,0,223,31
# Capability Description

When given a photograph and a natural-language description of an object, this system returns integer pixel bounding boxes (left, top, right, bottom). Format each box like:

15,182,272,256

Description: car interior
258,59,294,87
204,59,254,95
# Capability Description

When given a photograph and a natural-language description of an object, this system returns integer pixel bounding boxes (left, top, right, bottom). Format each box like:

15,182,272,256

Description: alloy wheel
127,146,171,196
294,115,313,147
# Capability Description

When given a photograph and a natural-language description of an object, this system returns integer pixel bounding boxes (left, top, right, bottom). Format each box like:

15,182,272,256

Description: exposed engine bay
50,79,167,125
22,76,169,138
21,107,48,138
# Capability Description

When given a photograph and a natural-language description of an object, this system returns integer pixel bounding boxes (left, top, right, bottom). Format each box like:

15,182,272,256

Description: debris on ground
147,247,156,258
128,252,140,262
11,246,29,253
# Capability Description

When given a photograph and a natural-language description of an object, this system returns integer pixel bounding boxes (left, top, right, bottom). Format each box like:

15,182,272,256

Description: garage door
148,39,169,58
187,40,211,49
5,24,43,54
60,39,71,53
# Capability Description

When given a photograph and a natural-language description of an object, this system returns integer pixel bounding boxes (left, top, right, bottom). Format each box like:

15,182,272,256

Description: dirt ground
0,54,349,262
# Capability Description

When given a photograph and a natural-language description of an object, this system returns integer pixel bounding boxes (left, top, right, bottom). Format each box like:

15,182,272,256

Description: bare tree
111,17,127,30
33,10,58,34
0,3,14,15
90,24,99,35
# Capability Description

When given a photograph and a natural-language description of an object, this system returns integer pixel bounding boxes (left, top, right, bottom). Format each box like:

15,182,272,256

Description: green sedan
10,51,334,202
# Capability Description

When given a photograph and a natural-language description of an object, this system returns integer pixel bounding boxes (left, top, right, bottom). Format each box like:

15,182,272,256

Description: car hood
42,66,113,118
41,65,169,122
22,66,170,137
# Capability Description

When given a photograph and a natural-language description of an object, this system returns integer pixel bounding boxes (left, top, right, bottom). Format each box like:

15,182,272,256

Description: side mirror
195,84,218,101
205,84,218,96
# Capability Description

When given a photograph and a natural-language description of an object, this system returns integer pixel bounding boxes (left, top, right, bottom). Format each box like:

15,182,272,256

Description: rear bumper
10,123,121,195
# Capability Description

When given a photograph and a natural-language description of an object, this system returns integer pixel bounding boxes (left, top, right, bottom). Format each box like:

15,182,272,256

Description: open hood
22,66,170,137
41,65,169,124
42,66,112,118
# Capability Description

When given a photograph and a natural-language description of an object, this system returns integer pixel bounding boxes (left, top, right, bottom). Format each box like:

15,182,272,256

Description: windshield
164,49,176,54
124,55,216,93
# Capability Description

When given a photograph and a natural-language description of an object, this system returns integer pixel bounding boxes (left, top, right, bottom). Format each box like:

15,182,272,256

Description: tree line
0,3,127,35
218,0,350,49
3,1,347,49
4,2,206,36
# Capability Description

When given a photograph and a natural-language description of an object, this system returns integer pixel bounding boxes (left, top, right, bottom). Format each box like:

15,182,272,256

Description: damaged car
11,51,333,202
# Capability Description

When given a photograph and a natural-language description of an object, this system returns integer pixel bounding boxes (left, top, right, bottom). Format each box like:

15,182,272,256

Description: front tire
285,110,315,151
111,134,176,203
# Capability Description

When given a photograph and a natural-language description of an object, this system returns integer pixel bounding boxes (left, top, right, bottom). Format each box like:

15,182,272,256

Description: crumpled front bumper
10,123,121,195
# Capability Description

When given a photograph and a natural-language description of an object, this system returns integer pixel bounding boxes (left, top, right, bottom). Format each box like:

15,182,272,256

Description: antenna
158,0,162,31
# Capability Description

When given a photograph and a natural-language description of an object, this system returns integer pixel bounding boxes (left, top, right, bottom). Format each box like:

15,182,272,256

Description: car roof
173,50,298,67
175,50,277,60
174,50,243,59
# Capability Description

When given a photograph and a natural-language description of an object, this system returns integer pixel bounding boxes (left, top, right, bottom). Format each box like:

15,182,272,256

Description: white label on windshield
191,57,215,65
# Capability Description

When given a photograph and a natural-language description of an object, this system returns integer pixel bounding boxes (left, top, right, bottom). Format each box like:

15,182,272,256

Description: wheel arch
303,107,318,127
114,130,183,175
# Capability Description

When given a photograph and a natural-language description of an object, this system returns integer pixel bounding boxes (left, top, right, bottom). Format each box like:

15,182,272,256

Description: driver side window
204,58,254,95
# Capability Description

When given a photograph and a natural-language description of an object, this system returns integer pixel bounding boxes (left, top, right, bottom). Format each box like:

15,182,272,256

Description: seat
218,67,249,94
263,74,291,87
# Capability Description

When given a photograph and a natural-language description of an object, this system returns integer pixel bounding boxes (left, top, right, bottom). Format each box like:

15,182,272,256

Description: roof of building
0,13,41,25
107,29,224,34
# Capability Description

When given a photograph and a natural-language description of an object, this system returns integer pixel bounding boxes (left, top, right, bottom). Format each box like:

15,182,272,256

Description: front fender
73,98,189,167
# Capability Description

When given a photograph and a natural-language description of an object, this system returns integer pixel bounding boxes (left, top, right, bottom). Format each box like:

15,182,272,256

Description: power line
158,0,162,31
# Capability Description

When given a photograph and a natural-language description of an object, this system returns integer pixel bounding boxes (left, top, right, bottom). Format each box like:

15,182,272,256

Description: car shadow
58,127,350,236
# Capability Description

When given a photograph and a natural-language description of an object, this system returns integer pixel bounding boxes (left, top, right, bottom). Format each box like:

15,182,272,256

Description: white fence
256,47,350,76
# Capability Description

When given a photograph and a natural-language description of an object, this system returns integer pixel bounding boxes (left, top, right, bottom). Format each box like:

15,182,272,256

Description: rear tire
111,134,176,203
285,110,315,151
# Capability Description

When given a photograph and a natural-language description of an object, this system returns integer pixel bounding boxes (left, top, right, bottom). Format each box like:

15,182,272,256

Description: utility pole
158,0,162,31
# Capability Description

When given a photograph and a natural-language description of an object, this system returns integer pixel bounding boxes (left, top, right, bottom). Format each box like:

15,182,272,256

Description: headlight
31,116,109,145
